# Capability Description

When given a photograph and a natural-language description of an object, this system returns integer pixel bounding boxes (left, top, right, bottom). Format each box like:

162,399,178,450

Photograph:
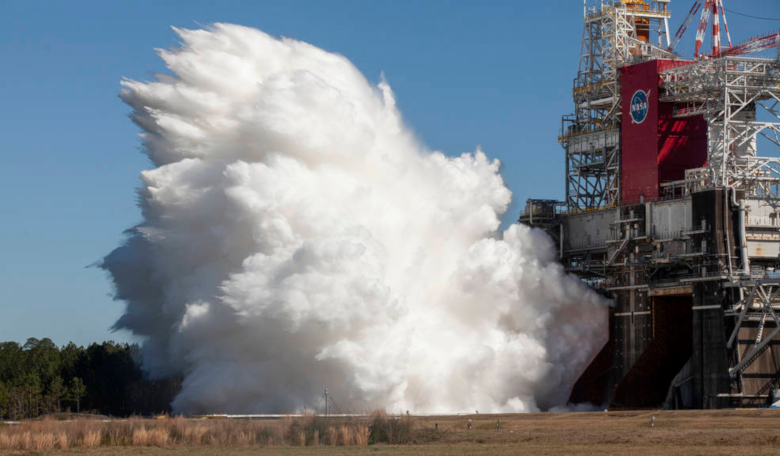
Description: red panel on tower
621,60,660,204
657,104,708,183
621,59,706,205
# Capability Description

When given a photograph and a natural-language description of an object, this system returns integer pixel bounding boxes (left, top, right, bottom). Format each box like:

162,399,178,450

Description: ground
6,409,780,455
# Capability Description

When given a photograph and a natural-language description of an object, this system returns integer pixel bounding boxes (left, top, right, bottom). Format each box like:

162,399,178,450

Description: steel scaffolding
562,1,672,212
524,0,780,410
659,57,780,198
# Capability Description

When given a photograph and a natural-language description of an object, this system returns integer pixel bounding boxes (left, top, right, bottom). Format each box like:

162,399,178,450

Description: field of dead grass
3,409,780,454
0,413,376,452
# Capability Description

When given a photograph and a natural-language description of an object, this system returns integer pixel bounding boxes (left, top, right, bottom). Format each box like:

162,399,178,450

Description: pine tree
0,381,8,418
49,376,66,413
70,377,86,414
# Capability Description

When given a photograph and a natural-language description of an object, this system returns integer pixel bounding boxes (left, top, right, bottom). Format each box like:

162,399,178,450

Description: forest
0,338,179,419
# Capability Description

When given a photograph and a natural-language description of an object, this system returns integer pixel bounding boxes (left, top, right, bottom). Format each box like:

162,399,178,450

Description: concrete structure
521,0,780,409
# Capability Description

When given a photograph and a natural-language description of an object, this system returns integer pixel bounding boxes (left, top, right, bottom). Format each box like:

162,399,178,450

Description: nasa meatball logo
630,89,651,124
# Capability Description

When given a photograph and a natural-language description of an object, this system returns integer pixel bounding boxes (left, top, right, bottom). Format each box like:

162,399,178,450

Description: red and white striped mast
694,0,733,58
712,0,721,55
718,0,733,54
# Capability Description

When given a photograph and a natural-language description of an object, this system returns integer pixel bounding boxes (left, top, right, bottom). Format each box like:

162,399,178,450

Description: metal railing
651,271,728,286
585,2,670,21
684,224,708,234
653,277,686,288
610,229,647,241
567,238,608,250
606,277,649,288
652,228,687,240
651,244,707,260
678,245,707,255
748,217,779,228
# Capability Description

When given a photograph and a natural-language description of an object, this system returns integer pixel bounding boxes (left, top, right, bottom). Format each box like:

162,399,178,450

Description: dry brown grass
32,432,55,451
56,431,68,449
81,430,101,449
327,426,337,446
6,410,780,454
130,427,150,446
182,424,206,445
355,425,370,446
0,414,379,450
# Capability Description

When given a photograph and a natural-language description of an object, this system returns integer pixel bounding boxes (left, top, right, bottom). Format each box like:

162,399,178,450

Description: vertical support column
662,14,671,49
691,283,731,408
722,71,730,186
712,0,720,56
560,224,565,259
629,267,636,366
738,200,750,275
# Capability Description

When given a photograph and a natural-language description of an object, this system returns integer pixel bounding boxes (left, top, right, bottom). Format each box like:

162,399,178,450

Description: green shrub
368,410,413,444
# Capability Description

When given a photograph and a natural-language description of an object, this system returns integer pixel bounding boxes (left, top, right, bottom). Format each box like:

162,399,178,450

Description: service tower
520,0,780,408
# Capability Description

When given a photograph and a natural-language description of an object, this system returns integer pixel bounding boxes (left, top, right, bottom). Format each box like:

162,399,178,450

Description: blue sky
1,0,778,347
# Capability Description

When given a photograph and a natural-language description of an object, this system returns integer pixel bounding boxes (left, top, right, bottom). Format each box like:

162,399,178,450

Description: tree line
0,338,180,419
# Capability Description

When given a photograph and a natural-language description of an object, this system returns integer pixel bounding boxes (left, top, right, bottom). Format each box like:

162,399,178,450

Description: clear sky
1,0,779,347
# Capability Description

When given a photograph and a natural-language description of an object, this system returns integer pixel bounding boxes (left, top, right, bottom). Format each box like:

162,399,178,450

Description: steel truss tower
660,58,780,199
522,0,780,411
659,58,780,389
562,1,673,212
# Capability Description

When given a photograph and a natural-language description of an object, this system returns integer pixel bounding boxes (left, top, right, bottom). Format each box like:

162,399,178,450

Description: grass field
4,409,780,455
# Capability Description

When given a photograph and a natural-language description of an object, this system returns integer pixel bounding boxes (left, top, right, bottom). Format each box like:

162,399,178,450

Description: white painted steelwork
563,1,672,212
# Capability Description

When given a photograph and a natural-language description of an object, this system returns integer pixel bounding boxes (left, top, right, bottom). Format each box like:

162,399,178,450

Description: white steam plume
103,23,608,414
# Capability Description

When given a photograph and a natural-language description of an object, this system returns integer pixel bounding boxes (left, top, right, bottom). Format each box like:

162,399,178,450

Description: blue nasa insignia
630,89,650,124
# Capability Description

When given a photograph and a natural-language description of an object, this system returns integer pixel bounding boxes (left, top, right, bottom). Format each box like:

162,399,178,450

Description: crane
694,0,733,58
720,30,780,57
668,0,780,59
668,0,703,53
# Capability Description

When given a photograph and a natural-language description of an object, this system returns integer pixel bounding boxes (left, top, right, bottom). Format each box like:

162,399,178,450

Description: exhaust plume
103,23,608,414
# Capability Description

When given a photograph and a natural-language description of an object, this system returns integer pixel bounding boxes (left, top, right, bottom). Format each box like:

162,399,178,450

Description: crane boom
721,30,780,57
694,0,714,58
669,0,704,52
694,0,734,58
719,0,733,48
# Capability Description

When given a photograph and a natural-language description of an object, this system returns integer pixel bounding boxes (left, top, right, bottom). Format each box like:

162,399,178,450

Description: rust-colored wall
610,296,692,409
569,330,614,406
735,324,780,400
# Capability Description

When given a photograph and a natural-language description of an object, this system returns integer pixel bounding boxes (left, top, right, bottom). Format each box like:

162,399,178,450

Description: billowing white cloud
103,23,608,414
